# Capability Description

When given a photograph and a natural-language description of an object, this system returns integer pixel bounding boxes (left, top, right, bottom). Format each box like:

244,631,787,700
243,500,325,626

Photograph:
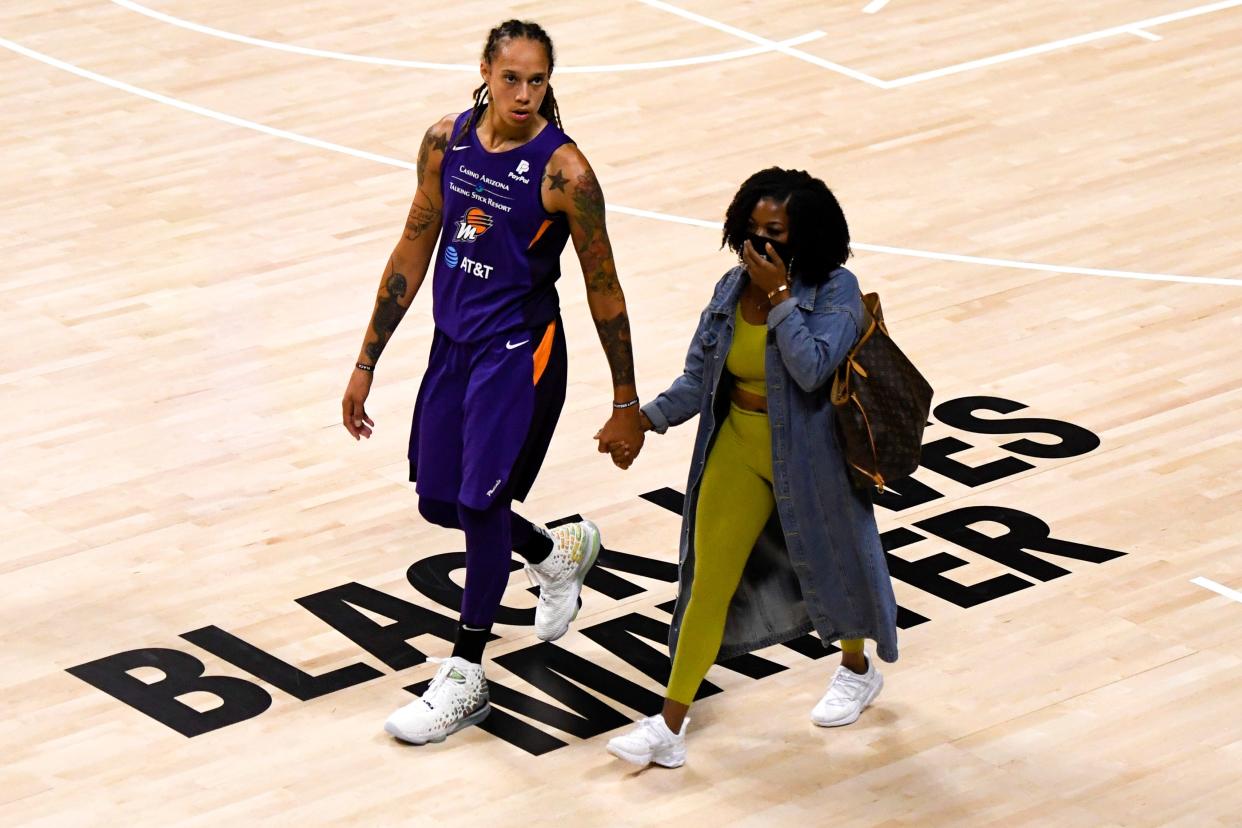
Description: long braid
451,82,489,147
457,19,561,140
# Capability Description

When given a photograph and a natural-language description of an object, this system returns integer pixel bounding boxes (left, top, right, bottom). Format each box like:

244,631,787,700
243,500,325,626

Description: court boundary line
639,0,1242,88
2,36,1238,288
109,0,1242,87
107,0,825,74
1192,577,1242,604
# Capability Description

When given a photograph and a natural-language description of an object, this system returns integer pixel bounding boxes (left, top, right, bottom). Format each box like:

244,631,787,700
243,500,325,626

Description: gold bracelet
767,284,790,302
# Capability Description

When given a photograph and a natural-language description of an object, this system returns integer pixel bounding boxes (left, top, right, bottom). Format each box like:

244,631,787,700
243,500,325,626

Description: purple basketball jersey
433,110,573,343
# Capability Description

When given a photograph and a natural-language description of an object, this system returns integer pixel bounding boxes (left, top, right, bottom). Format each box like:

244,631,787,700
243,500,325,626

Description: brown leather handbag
830,292,933,493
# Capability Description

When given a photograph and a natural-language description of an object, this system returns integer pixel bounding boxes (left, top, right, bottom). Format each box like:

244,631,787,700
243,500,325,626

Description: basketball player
340,20,643,745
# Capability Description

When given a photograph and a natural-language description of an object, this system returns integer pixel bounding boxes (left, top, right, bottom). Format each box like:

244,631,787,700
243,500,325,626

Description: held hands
742,239,790,299
594,406,647,470
341,368,375,440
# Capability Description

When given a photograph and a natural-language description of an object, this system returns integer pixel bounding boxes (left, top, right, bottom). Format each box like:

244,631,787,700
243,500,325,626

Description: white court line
635,0,890,88
884,0,1242,87
863,0,891,14
1192,577,1242,604
2,36,1239,288
108,0,825,74
111,0,1242,88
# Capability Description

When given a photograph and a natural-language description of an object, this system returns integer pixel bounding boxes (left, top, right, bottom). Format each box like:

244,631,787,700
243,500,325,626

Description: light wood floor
3,1,1242,825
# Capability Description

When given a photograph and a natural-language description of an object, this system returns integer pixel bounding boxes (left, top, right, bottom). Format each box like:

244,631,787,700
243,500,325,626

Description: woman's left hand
742,239,790,298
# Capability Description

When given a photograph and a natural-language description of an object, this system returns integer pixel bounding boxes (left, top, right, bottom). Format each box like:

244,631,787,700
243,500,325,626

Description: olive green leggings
667,404,862,705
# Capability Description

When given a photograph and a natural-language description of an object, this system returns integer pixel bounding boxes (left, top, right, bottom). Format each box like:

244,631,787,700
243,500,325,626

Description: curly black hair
721,167,851,284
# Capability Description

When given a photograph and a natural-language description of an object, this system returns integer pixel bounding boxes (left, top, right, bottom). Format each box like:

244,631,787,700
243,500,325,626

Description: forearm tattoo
364,270,410,363
594,312,636,387
572,168,624,301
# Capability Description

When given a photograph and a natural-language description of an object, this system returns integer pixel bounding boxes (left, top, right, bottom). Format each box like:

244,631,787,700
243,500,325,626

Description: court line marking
635,0,891,87
109,0,1242,88
1192,577,1242,604
863,0,891,14
883,0,1242,87
108,0,825,73
640,0,1242,88
3,36,1238,288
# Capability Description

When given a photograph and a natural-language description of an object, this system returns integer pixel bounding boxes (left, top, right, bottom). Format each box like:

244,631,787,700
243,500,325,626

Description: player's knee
417,497,459,529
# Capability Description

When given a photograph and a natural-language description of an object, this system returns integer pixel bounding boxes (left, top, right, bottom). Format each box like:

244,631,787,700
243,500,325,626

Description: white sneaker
606,715,688,768
384,657,490,744
811,656,883,727
525,520,601,641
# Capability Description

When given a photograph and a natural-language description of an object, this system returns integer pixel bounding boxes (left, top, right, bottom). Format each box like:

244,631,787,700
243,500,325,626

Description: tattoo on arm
545,168,568,192
572,168,623,301
364,269,410,363
415,125,448,184
407,126,447,241
404,201,440,241
594,312,636,387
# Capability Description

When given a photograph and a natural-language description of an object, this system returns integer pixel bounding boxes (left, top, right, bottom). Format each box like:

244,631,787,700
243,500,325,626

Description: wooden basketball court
3,1,1241,824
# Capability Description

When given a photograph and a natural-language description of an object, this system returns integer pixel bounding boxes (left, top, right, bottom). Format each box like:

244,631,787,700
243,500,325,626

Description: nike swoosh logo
505,339,530,350
452,145,470,150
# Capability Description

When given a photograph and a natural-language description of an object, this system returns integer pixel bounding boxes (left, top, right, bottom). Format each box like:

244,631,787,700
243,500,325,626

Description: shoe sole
539,520,601,642
385,703,492,745
811,673,883,728
606,742,685,769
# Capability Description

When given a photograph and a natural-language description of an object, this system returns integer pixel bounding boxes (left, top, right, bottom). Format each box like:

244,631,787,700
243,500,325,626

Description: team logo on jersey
453,207,494,243
442,245,459,268
509,159,532,184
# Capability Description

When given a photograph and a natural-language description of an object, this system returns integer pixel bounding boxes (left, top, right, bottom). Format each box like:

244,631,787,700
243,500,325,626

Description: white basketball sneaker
525,520,601,641
811,657,883,727
606,715,689,768
384,656,490,744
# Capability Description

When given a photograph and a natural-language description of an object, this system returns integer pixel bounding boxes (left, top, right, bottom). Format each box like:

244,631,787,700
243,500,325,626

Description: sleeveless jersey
432,109,573,343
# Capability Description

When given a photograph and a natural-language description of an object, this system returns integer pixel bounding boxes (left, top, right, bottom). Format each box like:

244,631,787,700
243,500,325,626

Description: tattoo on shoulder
416,125,449,183
545,168,568,192
571,168,605,222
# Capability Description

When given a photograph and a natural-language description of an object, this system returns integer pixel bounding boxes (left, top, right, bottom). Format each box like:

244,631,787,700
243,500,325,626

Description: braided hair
453,20,562,145
721,167,852,284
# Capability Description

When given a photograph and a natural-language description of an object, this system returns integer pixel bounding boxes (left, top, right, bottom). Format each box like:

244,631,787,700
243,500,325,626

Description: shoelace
421,657,454,708
832,667,870,699
637,716,667,744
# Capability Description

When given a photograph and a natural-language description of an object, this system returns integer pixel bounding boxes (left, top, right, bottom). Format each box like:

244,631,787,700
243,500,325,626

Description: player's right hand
342,369,375,440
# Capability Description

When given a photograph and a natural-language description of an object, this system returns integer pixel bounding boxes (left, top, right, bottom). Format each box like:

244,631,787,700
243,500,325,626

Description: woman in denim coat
605,168,899,769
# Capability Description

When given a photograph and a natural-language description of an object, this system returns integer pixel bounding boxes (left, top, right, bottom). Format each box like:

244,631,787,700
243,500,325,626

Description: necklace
743,287,769,320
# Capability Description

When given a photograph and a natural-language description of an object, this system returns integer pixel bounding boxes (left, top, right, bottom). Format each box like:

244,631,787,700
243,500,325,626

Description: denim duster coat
642,265,900,663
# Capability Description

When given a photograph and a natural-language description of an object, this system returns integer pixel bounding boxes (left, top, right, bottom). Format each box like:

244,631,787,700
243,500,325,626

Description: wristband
767,284,791,302
355,362,375,373
612,398,640,410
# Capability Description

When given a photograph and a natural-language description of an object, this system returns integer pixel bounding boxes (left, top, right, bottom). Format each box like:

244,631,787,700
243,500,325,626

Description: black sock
511,516,553,565
451,622,491,664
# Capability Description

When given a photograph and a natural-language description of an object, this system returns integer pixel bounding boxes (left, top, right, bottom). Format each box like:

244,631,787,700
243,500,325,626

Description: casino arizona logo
67,396,1126,756
453,207,493,243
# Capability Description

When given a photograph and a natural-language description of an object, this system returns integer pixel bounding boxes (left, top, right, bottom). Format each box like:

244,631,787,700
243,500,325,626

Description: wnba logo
453,207,494,243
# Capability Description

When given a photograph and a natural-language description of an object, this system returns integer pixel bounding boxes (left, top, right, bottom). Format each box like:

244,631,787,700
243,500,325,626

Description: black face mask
745,233,793,265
